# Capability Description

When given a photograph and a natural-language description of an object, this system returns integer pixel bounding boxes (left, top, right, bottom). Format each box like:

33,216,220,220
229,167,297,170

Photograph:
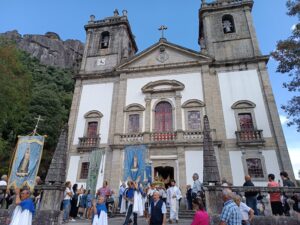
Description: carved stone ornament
156,46,169,63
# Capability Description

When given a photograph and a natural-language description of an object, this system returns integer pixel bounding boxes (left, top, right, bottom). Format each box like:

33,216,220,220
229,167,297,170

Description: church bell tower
199,0,261,61
80,9,138,73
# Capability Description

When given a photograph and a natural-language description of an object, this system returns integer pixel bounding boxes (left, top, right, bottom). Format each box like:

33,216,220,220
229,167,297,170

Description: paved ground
66,217,193,225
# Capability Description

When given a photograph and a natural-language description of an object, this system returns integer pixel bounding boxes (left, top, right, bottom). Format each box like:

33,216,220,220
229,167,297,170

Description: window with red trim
238,113,254,130
155,101,173,132
80,162,90,179
87,122,98,137
246,158,264,178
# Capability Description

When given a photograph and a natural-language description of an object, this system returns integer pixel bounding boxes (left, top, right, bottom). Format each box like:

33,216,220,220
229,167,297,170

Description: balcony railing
183,131,203,141
235,129,265,146
120,133,144,143
77,136,100,151
150,131,177,141
116,129,219,144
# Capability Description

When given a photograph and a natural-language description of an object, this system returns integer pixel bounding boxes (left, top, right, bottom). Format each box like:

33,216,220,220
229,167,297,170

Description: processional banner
8,136,45,191
124,145,150,183
86,149,104,195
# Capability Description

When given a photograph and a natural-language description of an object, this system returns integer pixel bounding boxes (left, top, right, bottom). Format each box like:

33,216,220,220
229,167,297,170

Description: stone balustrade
235,129,265,146
114,129,220,145
204,185,300,225
120,133,144,143
77,136,100,152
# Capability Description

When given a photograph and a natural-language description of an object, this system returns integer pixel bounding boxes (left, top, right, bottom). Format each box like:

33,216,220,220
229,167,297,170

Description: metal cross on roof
158,25,168,39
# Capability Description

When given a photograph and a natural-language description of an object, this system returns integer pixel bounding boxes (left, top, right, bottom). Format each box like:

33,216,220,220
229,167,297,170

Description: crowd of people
0,170,299,225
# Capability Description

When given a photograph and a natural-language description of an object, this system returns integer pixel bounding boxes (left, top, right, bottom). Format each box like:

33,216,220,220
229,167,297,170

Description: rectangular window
87,122,98,137
246,158,264,178
80,162,90,179
128,114,140,133
238,113,254,130
188,111,201,130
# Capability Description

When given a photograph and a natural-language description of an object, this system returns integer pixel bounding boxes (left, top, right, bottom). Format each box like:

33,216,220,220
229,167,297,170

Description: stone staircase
113,209,195,219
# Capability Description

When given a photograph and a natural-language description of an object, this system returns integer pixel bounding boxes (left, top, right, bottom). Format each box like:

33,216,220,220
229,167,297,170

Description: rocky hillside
0,30,84,69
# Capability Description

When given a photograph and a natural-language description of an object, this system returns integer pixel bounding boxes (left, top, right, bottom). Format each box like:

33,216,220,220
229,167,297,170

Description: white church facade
66,0,295,192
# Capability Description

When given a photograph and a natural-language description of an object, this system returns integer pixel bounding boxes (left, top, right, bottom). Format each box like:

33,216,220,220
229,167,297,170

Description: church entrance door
154,166,174,188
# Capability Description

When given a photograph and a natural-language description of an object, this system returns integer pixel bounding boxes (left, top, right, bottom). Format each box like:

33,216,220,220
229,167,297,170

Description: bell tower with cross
199,0,261,61
80,9,138,73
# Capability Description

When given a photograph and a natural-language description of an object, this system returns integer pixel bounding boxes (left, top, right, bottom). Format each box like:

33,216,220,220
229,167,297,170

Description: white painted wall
218,70,272,139
73,83,114,144
185,150,203,185
229,151,245,185
66,155,81,184
126,72,203,132
126,72,203,106
229,150,281,186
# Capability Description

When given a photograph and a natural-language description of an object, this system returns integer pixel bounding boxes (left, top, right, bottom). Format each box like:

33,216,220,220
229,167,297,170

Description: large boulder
0,30,84,69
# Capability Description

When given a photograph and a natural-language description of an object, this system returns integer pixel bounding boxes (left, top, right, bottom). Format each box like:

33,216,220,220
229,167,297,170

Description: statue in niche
17,145,31,177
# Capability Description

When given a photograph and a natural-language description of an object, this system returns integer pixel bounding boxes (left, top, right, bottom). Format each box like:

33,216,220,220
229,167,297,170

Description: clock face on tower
96,58,106,66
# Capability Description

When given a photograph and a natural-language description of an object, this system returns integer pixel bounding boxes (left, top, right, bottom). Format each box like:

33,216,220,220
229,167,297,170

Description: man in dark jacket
243,175,258,215
280,171,296,216
148,191,166,225
186,185,192,210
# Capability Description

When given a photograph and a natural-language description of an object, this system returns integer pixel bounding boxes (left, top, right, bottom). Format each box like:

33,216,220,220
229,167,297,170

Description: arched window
222,14,235,34
100,31,110,49
155,101,173,132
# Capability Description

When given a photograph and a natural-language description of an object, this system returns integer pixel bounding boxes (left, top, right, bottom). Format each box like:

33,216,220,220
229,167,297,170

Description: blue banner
143,163,152,185
123,145,147,182
8,136,45,191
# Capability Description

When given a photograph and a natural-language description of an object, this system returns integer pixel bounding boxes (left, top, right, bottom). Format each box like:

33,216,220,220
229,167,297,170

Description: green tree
271,0,300,131
0,39,31,175
0,38,74,177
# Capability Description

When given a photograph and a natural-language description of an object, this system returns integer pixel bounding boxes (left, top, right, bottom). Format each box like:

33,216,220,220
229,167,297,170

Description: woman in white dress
9,188,35,225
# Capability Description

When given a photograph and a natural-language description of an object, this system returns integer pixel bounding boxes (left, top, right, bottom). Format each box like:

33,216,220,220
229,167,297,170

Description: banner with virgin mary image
8,135,45,191
123,145,147,183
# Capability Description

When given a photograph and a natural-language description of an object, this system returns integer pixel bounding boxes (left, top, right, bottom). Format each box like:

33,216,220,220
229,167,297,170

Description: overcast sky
1,0,299,178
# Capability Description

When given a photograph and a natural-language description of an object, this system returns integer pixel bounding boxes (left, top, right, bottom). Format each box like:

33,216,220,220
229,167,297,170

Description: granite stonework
0,30,84,69
66,0,296,204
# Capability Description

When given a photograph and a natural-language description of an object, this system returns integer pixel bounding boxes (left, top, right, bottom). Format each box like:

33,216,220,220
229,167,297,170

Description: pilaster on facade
175,91,183,130
244,7,261,57
257,62,295,180
145,96,152,132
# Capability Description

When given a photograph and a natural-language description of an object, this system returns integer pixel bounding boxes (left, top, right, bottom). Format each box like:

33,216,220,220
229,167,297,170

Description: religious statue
17,145,31,177
152,175,165,188
131,154,139,172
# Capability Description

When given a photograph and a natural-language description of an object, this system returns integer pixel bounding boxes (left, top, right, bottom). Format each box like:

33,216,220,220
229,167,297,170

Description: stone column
145,95,152,132
257,62,295,180
244,7,261,57
80,30,92,71
68,79,83,153
175,92,183,131
111,75,127,144
201,65,231,182
110,148,123,192
177,147,186,190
